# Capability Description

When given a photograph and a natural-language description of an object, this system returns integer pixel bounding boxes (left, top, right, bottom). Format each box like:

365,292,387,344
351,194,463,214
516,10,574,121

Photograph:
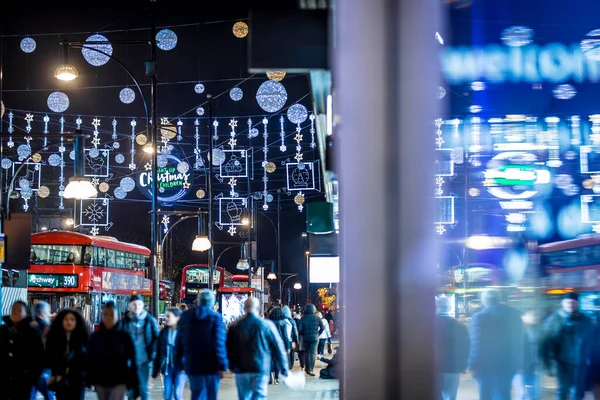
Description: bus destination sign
28,274,78,288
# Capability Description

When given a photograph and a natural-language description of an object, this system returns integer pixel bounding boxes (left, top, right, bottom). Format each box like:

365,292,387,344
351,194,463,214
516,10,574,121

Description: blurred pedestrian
318,346,341,380
46,309,90,400
30,300,55,400
179,304,188,312
176,291,228,400
434,296,469,400
469,290,524,400
541,292,592,400
297,304,325,376
88,302,138,400
120,295,160,400
316,312,332,356
294,311,305,369
282,306,299,369
268,307,293,384
227,298,289,400
520,310,541,400
0,301,45,400
153,308,185,400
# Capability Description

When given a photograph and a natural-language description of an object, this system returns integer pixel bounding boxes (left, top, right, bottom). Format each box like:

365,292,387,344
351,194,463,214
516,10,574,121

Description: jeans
557,364,578,400
303,340,319,373
96,384,128,400
439,373,460,400
317,339,327,355
163,370,186,400
235,374,269,400
476,372,515,400
188,375,220,400
128,362,151,400
30,368,56,400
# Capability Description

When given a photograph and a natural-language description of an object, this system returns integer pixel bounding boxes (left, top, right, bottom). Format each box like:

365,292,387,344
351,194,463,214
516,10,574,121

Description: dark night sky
0,0,323,299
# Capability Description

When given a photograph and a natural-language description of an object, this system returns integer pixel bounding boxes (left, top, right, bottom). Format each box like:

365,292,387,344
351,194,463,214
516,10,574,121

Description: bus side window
94,247,105,267
84,247,92,266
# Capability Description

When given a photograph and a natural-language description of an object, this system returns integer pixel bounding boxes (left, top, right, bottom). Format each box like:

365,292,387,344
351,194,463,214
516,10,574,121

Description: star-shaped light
229,178,237,187
76,117,83,126
294,153,304,162
229,119,238,128
294,133,303,143
228,226,237,236
279,145,287,152
129,163,137,171
297,204,304,212
25,113,34,123
436,177,445,186
262,118,268,125
436,225,446,235
183,181,191,189
91,138,101,146
435,187,443,197
90,226,100,236
435,118,444,129
228,138,237,148
435,136,445,148
7,140,14,148
92,118,101,128
131,120,137,127
144,162,153,171
160,117,169,125
59,145,66,153
161,216,170,226
91,178,99,187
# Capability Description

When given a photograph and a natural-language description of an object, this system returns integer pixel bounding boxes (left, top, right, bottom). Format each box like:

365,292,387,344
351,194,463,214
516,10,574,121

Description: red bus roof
32,231,151,255
538,234,600,253
232,274,249,281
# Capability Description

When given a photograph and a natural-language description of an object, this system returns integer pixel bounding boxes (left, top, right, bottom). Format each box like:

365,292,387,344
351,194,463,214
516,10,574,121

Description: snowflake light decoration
84,202,105,224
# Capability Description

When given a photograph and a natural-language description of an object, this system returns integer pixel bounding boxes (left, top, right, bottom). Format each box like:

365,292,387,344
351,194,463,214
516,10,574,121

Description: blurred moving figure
30,300,55,400
268,307,293,384
227,298,289,400
541,293,592,400
153,308,185,400
469,290,524,400
0,301,45,400
297,304,326,376
317,312,332,356
176,291,228,400
282,306,299,369
520,310,542,400
434,296,469,400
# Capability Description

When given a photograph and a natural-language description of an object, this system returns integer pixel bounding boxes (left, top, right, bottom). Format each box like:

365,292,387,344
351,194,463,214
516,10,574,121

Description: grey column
336,0,440,398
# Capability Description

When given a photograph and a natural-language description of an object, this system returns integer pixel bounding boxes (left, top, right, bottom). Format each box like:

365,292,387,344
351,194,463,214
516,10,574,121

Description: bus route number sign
28,274,78,288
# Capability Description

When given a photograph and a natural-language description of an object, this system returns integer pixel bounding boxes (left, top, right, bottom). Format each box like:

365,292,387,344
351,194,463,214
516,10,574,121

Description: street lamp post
280,273,298,305
305,251,311,303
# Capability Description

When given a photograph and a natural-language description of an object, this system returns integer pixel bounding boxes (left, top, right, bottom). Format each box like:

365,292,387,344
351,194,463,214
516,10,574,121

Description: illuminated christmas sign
138,154,191,204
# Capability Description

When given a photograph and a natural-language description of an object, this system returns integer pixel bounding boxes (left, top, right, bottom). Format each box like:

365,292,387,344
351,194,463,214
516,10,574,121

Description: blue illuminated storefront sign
138,154,191,204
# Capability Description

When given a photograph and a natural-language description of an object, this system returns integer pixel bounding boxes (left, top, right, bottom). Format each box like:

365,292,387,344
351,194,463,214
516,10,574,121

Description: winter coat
319,318,332,340
226,313,289,374
321,348,342,379
541,310,593,369
298,304,325,343
282,306,299,345
87,324,138,389
153,327,180,378
272,319,293,351
0,316,45,399
120,310,159,366
434,315,469,373
176,306,228,376
468,304,525,374
46,331,89,393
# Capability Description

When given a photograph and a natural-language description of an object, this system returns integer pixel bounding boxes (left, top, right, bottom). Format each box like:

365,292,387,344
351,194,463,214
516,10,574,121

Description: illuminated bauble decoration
177,161,190,174
19,178,30,189
20,37,36,53
256,80,288,113
136,134,148,145
287,104,308,124
469,105,482,113
82,34,113,66
249,128,260,138
48,154,61,167
119,88,135,104
294,194,305,205
69,151,75,160
37,186,50,199
119,177,135,193
254,192,263,200
196,189,206,199
17,144,31,160
194,83,205,94
265,162,276,173
196,107,205,116
468,188,480,197
436,86,446,100
501,26,533,47
266,71,286,82
553,84,576,100
21,187,33,199
99,182,110,193
212,149,226,166
47,92,70,113
115,154,125,164
1,101,4,118
89,148,100,158
1,158,12,169
114,187,127,200
267,194,274,203
156,29,177,51
113,142,120,149
230,87,243,102
31,153,42,163
157,155,168,168
232,21,249,38
583,179,594,189
161,123,177,139
581,30,600,61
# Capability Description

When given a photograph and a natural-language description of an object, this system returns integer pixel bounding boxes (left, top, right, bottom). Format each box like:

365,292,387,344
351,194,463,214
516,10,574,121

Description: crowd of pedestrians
0,293,334,400
435,289,600,400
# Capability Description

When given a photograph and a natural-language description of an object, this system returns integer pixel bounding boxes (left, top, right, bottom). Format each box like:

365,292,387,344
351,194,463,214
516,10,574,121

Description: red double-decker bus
28,231,151,328
180,264,232,306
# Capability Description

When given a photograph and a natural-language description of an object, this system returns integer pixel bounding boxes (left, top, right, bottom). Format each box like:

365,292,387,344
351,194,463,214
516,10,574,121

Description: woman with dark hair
282,306,299,369
46,309,90,400
268,307,293,385
0,301,45,399
153,308,185,400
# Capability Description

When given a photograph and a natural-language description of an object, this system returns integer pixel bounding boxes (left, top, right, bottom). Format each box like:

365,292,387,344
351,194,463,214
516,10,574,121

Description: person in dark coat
297,303,326,376
175,291,228,400
227,298,289,400
318,346,341,379
282,306,299,369
468,290,524,400
30,300,55,400
46,309,90,400
0,301,45,400
88,302,139,400
268,307,293,384
153,308,185,400
435,296,469,400
541,292,592,400
119,294,159,400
